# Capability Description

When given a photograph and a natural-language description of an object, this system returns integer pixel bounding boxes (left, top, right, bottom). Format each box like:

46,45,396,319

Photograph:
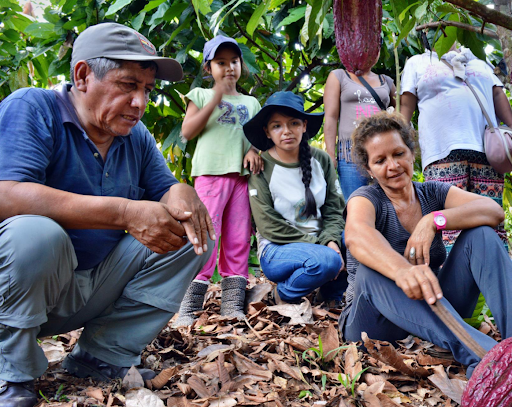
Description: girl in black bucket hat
244,91,348,306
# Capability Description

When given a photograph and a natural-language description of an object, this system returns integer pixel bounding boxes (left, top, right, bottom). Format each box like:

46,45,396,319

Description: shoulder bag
442,60,512,174
357,75,387,111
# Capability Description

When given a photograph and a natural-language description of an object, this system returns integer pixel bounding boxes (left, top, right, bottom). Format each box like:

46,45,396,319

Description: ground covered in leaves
35,276,499,407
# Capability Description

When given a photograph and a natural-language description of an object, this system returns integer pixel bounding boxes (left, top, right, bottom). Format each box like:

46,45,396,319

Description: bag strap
358,75,387,111
441,60,496,133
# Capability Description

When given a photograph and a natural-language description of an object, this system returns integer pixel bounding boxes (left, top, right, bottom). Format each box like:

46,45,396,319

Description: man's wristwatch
433,211,447,231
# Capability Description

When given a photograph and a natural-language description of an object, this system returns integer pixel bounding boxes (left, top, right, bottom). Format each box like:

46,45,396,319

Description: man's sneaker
0,380,37,407
62,347,156,382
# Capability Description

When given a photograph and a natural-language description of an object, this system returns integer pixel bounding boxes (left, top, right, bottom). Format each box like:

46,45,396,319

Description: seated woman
342,112,512,377
243,91,347,305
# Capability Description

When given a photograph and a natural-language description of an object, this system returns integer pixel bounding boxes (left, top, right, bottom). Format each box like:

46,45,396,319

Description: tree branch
285,59,321,92
154,88,185,114
443,0,512,30
306,97,323,113
233,16,278,62
415,21,499,39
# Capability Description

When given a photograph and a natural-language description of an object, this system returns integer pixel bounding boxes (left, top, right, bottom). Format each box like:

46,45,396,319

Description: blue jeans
343,226,512,377
260,242,348,303
337,158,368,200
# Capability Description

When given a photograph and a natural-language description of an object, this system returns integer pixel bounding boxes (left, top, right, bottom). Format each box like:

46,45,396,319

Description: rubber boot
220,276,247,319
172,280,209,327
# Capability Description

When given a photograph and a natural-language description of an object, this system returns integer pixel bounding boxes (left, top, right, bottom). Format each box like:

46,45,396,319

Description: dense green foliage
1,0,505,181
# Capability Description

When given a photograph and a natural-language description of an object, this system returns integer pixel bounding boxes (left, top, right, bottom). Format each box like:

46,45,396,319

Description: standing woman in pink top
324,40,396,201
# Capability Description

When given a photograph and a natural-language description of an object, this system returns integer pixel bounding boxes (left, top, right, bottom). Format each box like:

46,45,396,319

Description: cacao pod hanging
333,0,383,76
461,337,512,407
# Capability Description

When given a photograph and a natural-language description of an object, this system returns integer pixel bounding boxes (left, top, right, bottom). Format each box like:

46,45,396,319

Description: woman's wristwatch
433,211,447,231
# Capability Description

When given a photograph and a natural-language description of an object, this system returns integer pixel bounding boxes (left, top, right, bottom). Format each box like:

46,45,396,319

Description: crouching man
0,22,214,407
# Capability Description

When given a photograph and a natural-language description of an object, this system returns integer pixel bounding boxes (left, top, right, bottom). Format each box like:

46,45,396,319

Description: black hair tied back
299,134,317,219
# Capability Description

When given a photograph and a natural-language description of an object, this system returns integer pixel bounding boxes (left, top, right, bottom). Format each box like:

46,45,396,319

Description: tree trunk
495,0,512,89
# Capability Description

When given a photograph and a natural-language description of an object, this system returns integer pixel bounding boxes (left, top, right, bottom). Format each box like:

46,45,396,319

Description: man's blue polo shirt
0,85,178,270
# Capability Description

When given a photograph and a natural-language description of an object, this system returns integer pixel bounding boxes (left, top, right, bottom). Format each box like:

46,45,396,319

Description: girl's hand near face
213,81,229,104
244,148,264,174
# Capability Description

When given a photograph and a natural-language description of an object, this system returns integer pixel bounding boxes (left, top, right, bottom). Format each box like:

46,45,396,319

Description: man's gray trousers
0,215,212,382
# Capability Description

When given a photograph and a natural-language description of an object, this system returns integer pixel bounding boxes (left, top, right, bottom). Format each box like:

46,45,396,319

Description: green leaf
162,124,184,154
0,41,17,57
132,12,146,31
192,0,212,16
389,0,409,29
307,0,321,44
464,293,490,328
162,2,190,23
105,0,132,16
398,2,420,23
322,14,334,39
148,2,170,27
6,13,33,33
8,66,28,92
32,55,49,85
307,0,330,47
414,2,428,20
247,0,270,37
24,22,56,38
298,390,312,399
143,0,167,12
239,42,259,74
162,14,194,50
211,0,248,36
0,0,21,10
462,30,486,61
434,15,459,59
435,4,459,16
1,29,20,43
395,16,416,47
269,0,287,10
277,6,307,28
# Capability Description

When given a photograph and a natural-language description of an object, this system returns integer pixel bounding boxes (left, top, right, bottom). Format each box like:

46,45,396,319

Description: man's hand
123,200,191,254
395,265,443,305
243,148,264,174
166,183,215,255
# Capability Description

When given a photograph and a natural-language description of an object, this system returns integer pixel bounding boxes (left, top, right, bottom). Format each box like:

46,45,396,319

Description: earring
370,175,374,180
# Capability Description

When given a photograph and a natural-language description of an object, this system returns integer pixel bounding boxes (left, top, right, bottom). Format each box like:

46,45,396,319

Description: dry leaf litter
36,275,500,407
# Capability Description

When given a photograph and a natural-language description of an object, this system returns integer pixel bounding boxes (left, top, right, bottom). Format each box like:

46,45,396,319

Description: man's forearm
0,181,129,229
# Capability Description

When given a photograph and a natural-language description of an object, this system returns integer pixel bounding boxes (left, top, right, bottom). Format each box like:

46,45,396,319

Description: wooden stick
429,301,487,359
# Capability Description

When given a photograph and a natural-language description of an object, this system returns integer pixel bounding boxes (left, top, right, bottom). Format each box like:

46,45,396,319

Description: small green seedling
338,367,369,398
298,390,313,399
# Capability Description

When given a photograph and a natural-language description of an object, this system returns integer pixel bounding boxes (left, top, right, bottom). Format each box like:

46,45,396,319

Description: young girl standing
244,92,348,306
173,35,262,326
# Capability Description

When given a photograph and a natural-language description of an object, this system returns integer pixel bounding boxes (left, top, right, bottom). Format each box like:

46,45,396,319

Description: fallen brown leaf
344,344,363,381
362,332,430,378
318,322,341,362
427,365,466,404
267,299,314,325
123,366,145,390
85,387,104,403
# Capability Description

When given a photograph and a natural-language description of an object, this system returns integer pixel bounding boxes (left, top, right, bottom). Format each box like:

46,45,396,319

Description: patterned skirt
423,149,506,251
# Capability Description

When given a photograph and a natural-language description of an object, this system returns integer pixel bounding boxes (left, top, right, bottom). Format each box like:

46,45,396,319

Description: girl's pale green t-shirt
185,88,261,177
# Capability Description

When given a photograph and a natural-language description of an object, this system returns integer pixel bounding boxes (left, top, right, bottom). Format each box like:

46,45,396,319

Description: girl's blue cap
243,91,324,151
203,35,242,64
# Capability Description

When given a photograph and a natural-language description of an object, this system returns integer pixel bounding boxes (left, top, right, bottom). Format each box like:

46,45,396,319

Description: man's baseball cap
71,22,183,82
202,35,242,64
